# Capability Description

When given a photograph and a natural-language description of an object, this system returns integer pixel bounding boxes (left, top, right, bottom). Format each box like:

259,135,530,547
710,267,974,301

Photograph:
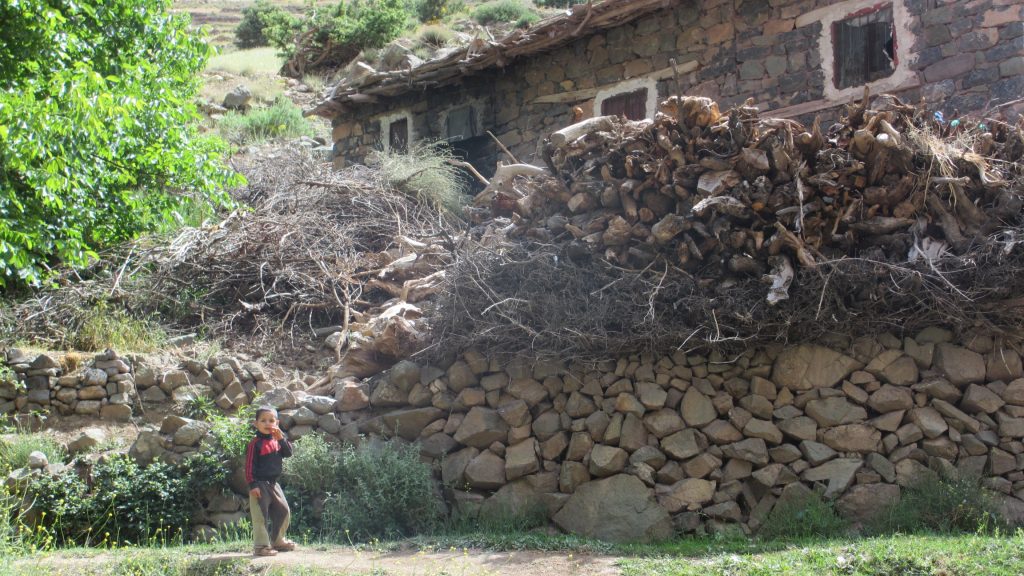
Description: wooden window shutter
601,88,648,120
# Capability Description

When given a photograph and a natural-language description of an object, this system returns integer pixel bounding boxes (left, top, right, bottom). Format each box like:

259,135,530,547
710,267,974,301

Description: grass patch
618,532,1024,576
207,47,283,77
217,97,317,145
371,140,470,215
0,433,66,474
868,473,1007,535
418,25,454,49
757,490,848,540
472,0,538,26
68,303,166,353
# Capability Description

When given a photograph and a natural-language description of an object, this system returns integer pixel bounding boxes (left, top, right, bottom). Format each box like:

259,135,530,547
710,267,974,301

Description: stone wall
8,326,1024,541
1,350,136,422
139,328,1024,541
1,350,278,422
331,0,1024,169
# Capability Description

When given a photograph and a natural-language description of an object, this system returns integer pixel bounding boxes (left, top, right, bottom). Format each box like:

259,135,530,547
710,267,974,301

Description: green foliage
472,0,536,26
757,490,848,540
181,394,218,422
371,140,469,215
234,0,297,49
217,98,317,145
267,0,410,70
67,301,167,352
28,454,196,546
418,25,454,49
869,473,1006,534
283,435,440,541
0,434,66,475
0,0,241,289
414,0,464,23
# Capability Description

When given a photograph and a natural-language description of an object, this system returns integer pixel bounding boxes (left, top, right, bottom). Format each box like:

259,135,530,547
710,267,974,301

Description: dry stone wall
251,328,1024,541
1,349,136,422
9,327,1024,541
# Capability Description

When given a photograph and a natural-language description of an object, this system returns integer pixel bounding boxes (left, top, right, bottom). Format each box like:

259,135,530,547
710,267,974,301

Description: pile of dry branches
431,91,1024,360
3,150,458,363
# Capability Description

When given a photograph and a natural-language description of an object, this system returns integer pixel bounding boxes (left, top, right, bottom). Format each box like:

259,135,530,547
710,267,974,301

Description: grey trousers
249,480,290,548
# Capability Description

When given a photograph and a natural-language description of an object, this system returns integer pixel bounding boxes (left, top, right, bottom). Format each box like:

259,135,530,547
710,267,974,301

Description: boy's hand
250,487,261,499
271,426,284,440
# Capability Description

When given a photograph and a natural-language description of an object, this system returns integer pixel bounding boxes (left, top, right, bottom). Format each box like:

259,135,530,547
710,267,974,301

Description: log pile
438,91,1024,358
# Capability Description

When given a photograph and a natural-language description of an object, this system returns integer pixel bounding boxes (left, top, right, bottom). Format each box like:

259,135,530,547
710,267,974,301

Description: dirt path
216,548,623,576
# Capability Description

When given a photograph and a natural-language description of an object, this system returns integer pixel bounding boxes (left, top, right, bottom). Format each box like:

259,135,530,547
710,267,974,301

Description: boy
245,406,297,556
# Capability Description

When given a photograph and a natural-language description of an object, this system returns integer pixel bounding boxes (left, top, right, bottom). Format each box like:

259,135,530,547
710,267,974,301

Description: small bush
415,0,464,22
0,434,66,474
217,98,317,145
472,0,536,26
758,490,848,539
29,454,197,546
235,0,296,49
514,13,540,28
371,140,469,215
869,474,1006,534
284,436,440,540
418,25,454,49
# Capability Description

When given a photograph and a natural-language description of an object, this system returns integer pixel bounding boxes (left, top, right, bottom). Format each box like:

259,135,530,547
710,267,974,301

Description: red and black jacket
244,431,292,489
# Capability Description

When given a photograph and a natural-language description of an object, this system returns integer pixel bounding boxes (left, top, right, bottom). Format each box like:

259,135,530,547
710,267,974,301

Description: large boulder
656,478,716,512
837,483,900,523
454,407,509,448
772,345,861,390
553,474,673,543
380,407,444,440
933,344,986,385
480,480,550,523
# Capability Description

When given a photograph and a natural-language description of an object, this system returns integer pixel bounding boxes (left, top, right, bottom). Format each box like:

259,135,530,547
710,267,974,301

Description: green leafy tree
235,0,298,49
0,0,241,288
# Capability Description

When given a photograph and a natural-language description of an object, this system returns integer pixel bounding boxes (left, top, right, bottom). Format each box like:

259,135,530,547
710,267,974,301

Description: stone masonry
330,0,1023,170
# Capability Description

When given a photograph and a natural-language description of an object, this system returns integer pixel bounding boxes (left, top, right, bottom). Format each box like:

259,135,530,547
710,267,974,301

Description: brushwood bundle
432,91,1024,360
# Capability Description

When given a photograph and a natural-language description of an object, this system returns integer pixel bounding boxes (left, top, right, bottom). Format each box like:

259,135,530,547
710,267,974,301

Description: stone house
313,0,1023,175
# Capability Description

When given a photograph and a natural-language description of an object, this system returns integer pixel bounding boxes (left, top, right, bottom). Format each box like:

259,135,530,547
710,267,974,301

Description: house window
446,106,478,140
833,5,895,89
600,88,648,120
389,118,408,154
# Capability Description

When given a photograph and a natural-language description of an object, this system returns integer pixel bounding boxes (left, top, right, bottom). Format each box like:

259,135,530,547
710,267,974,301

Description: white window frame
594,77,659,120
796,0,918,102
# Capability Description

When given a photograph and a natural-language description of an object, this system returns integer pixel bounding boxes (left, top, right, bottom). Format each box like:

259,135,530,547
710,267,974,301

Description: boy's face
255,411,279,435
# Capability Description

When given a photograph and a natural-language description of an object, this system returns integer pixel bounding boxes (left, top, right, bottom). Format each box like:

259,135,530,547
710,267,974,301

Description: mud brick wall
331,0,1023,169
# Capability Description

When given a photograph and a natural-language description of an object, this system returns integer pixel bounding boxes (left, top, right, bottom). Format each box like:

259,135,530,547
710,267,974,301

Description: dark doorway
449,134,498,193
389,118,409,153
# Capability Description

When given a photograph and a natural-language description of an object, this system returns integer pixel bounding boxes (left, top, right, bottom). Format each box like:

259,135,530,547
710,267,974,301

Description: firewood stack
469,90,1024,306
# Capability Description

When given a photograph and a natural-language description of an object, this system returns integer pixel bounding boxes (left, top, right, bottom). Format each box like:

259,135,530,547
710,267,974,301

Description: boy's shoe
273,539,297,552
254,546,278,557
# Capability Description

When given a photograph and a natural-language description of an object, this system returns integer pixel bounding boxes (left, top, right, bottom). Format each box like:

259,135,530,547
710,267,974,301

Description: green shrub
0,434,66,475
371,140,469,215
28,454,197,546
757,490,848,539
217,98,317,145
514,13,540,28
472,0,536,26
0,0,240,288
415,0,464,22
869,474,1006,534
284,435,440,540
418,25,454,49
235,0,297,49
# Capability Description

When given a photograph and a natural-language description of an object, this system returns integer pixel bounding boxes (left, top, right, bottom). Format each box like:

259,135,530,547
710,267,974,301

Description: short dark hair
255,406,278,420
